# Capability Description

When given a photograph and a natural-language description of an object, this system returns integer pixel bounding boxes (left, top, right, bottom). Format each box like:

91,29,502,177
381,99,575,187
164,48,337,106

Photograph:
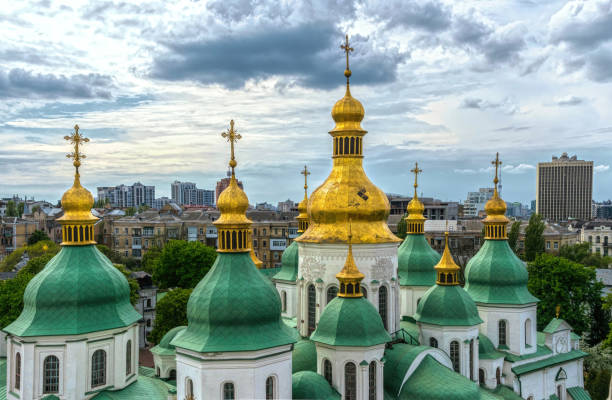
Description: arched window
469,339,474,381
430,337,438,348
378,286,388,330
14,352,21,390
496,367,501,385
91,349,106,387
479,369,485,385
362,286,367,299
450,341,460,373
43,355,60,394
281,291,287,312
344,137,349,155
266,376,275,400
223,382,235,400
498,320,507,347
307,284,316,335
126,340,132,375
350,137,355,154
440,273,446,283
324,359,332,385
170,370,176,379
345,362,357,400
368,361,376,400
186,378,194,400
326,286,338,304
525,318,532,347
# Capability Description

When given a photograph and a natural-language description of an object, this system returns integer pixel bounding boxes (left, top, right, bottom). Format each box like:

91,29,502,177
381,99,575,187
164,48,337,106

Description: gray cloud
585,47,612,82
549,1,612,50
0,68,114,99
460,97,519,115
151,23,406,89
375,0,452,33
555,95,584,106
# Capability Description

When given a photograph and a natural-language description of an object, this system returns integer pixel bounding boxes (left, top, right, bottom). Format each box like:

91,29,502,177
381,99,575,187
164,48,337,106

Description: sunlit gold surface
405,162,425,234
215,177,252,227
336,221,364,298
483,153,509,239
435,231,460,285
296,165,310,233
330,86,366,135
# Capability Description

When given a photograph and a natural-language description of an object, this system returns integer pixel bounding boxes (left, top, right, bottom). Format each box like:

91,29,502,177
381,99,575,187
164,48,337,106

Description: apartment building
171,181,215,206
537,153,593,221
581,221,612,256
0,217,39,259
463,188,495,218
97,182,156,208
516,221,580,253
215,171,243,204
388,195,459,220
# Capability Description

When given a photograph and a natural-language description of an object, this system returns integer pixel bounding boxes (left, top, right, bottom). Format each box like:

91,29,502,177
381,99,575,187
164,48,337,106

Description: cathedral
1,37,590,400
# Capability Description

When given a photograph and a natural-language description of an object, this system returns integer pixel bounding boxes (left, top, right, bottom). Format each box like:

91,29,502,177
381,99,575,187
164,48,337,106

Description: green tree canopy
560,242,612,268
527,253,608,343
148,288,192,344
152,240,217,289
17,202,24,217
141,245,162,274
0,240,60,272
0,272,34,329
27,229,50,246
113,263,140,305
524,213,545,261
396,213,408,239
6,200,17,217
508,221,521,253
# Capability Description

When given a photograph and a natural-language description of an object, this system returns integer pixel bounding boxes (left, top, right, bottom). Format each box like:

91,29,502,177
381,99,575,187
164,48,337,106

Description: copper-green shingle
273,240,299,282
398,234,440,286
292,371,340,400
293,338,317,373
415,285,483,326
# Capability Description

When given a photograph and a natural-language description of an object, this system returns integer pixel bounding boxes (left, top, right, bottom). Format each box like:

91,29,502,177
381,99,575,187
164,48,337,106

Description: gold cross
491,152,502,186
221,120,242,177
340,34,354,83
301,165,310,192
410,162,423,192
64,124,89,174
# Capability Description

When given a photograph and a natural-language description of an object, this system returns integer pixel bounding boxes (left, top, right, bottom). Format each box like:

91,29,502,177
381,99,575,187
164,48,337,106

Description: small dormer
543,318,573,355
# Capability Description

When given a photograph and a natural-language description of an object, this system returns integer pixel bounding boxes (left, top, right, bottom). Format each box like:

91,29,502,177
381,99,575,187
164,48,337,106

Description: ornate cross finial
340,34,354,84
301,165,310,193
491,152,502,187
556,304,561,319
64,124,89,175
410,162,423,196
221,120,242,178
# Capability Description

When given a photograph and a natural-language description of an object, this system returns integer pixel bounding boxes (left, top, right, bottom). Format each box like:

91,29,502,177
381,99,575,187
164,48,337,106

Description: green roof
543,318,570,333
150,326,186,356
311,296,391,347
0,358,6,400
511,350,588,376
502,344,552,362
292,371,340,400
273,240,299,282
3,245,141,337
550,395,559,400
415,284,483,326
398,318,420,345
398,234,440,286
156,291,167,303
92,374,172,399
292,339,317,373
396,355,482,399
464,240,539,305
171,252,296,353
384,343,432,395
567,386,592,400
479,334,505,360
489,385,523,400
259,267,281,279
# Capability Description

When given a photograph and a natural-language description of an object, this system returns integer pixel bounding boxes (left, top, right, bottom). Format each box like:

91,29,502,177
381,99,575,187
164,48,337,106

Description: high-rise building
463,188,494,217
537,153,593,221
170,181,214,206
215,170,243,204
97,182,155,208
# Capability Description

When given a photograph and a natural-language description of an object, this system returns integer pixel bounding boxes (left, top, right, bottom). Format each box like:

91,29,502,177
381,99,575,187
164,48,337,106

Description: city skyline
1,0,611,204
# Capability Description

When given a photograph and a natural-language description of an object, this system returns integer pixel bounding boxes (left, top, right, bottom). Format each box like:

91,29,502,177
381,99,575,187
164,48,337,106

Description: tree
524,213,545,261
113,264,139,305
141,245,162,274
96,244,140,270
17,202,24,217
560,242,612,268
527,253,607,341
6,200,17,217
138,205,150,214
396,213,408,239
0,272,34,328
147,288,192,344
18,253,55,276
582,341,612,400
508,221,521,253
125,207,137,216
27,230,50,246
152,240,216,289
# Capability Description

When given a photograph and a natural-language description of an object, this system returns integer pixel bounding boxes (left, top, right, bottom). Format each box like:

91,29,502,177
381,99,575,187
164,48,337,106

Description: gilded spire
435,231,460,285
483,152,509,239
297,165,310,233
405,162,426,234
57,125,98,246
341,34,353,88
221,120,242,179
336,220,365,297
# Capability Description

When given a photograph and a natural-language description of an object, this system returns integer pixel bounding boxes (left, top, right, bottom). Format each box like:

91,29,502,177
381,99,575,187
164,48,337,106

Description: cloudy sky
1,0,611,205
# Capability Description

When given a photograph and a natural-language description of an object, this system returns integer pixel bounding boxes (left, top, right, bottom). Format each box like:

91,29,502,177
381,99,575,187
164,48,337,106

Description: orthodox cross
301,165,310,193
64,124,89,174
491,152,502,187
340,34,354,83
410,162,423,195
221,120,242,177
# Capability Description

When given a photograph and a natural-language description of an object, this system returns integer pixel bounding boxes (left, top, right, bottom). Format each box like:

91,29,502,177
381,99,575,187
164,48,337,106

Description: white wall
477,304,537,356
517,359,584,400
400,285,430,318
275,282,297,319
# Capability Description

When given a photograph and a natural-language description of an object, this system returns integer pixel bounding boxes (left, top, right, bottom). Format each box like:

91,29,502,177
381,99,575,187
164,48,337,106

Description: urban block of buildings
97,182,156,209
171,181,214,206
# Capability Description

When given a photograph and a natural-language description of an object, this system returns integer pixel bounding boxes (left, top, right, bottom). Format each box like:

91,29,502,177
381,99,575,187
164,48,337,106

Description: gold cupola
405,162,426,234
336,221,365,297
297,35,400,245
57,125,98,246
483,153,509,240
215,120,260,266
296,165,310,233
435,231,460,285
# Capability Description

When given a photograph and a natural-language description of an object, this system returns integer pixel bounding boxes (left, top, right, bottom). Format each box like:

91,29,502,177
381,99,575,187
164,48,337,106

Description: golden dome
336,222,365,297
406,197,425,220
483,153,509,240
330,86,366,135
435,231,460,285
57,174,97,223
483,189,509,223
214,176,252,227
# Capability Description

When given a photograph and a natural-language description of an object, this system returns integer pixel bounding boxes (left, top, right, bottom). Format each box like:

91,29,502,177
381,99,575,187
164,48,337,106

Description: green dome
478,333,504,360
398,234,440,286
151,326,186,356
464,240,539,305
292,371,340,400
171,252,296,352
414,285,483,326
311,296,391,347
292,338,317,373
273,240,298,282
4,245,141,337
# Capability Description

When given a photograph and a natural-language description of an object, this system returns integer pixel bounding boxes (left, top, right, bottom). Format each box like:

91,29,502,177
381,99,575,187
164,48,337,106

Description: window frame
223,381,236,400
344,362,357,400
91,349,107,388
265,375,276,400
43,355,60,394
450,341,460,373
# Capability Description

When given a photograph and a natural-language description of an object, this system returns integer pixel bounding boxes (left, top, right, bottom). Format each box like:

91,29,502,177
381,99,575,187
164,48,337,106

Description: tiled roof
511,349,588,376
567,386,592,400
0,358,6,400
596,269,612,286
415,284,483,326
273,240,298,282
292,371,340,399
502,344,552,363
292,339,317,373
397,234,440,286
92,373,174,399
